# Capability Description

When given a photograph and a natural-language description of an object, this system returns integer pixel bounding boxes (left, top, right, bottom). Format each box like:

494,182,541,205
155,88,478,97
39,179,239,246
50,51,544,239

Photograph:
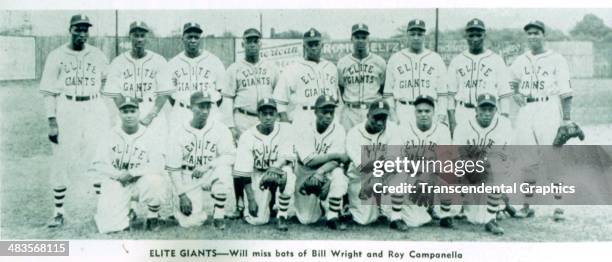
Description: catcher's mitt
259,167,287,192
299,173,331,200
553,122,585,147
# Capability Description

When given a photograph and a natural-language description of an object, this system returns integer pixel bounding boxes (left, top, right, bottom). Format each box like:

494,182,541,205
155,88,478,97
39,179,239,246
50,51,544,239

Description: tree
570,14,612,41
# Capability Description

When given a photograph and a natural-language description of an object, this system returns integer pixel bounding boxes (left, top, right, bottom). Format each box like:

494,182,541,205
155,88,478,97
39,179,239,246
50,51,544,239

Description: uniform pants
293,166,348,224
243,166,296,225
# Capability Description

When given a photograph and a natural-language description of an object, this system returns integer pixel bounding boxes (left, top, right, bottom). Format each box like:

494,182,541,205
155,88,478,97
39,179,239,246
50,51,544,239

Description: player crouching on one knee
294,95,350,230
165,91,236,230
92,97,167,233
233,98,296,231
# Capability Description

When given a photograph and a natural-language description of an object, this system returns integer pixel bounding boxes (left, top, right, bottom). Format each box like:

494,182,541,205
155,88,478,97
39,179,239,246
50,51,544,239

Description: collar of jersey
527,49,552,59
463,48,491,58
63,43,90,55
181,49,210,61
349,53,371,63
401,48,430,57
241,58,262,67
468,114,499,134
184,120,214,134
124,50,152,63
314,122,335,138
115,124,147,140
408,120,437,139
254,122,280,140
358,121,385,141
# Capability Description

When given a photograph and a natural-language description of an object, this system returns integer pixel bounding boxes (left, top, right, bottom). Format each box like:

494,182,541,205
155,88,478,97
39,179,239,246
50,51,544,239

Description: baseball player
447,18,513,133
233,98,296,231
103,21,173,138
337,23,386,131
167,22,226,128
510,21,574,221
165,91,236,230
92,97,166,233
384,19,448,126
39,14,111,228
453,93,513,235
346,99,425,231
293,95,349,230
273,28,339,128
222,28,280,218
398,95,459,228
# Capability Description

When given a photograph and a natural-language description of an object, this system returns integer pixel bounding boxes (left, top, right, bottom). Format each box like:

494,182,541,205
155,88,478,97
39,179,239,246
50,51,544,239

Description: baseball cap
70,14,92,27
407,19,426,31
314,95,337,109
351,23,369,35
303,28,322,42
243,28,261,38
257,98,277,111
414,95,435,107
190,91,213,105
118,97,139,109
524,20,546,33
466,18,486,31
183,22,203,34
477,93,497,107
129,21,150,33
369,99,390,116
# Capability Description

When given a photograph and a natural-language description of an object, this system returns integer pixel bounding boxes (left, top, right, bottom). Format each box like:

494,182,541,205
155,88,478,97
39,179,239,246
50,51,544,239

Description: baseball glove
359,175,383,200
299,173,331,200
259,167,287,192
409,180,434,208
553,122,585,147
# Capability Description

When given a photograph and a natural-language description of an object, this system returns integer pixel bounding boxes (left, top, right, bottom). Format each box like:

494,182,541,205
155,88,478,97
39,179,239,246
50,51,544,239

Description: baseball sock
523,179,536,210
440,198,453,217
147,203,160,218
390,194,404,221
487,191,502,215
212,193,227,219
327,197,342,220
93,182,101,195
53,186,66,216
277,194,291,219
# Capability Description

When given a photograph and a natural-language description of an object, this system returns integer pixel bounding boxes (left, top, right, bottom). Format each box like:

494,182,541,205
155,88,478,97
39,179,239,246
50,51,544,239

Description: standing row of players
40,14,573,235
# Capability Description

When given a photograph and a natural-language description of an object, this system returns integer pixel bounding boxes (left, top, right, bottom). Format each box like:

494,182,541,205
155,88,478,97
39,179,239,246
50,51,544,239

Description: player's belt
65,94,97,102
459,101,475,108
302,106,316,110
344,101,369,109
397,100,415,105
181,165,195,171
235,108,258,117
526,96,550,103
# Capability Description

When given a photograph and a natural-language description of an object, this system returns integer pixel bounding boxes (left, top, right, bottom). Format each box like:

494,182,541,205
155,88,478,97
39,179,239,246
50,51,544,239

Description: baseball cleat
47,213,64,228
514,206,536,218
485,220,504,235
503,205,518,218
225,208,243,220
553,208,565,222
213,218,226,230
277,217,288,231
326,218,347,231
389,220,409,232
145,217,161,231
440,217,454,228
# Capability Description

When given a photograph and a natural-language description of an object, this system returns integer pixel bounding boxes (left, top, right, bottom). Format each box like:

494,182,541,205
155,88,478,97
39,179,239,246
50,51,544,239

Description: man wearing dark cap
167,22,226,128
447,18,513,136
453,93,513,235
222,28,280,218
40,14,112,228
337,23,387,131
384,19,449,127
293,95,350,230
92,97,167,233
233,98,297,231
103,21,174,141
510,20,573,221
273,28,340,128
165,91,236,230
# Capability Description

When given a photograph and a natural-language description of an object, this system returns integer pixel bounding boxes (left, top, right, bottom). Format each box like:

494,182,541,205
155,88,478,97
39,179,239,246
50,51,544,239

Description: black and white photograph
1,0,611,261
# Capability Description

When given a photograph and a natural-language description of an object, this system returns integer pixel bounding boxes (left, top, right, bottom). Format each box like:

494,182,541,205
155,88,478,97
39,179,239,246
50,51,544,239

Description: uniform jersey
223,59,280,113
447,49,513,105
509,50,572,99
337,53,386,104
103,50,174,101
294,122,346,167
400,121,452,160
345,121,401,179
233,122,296,176
167,50,226,106
40,43,109,97
452,115,512,147
384,49,447,102
273,59,339,115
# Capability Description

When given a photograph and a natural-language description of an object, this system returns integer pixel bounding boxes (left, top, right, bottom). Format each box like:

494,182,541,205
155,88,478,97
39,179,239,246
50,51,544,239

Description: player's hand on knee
247,198,258,217
48,117,59,144
179,193,193,216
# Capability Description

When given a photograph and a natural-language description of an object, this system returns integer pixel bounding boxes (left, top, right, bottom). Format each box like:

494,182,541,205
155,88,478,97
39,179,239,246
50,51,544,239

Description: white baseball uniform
273,59,339,128
510,50,572,145
167,50,226,126
293,121,348,224
92,125,166,233
384,49,448,125
103,50,174,137
233,122,297,225
447,50,513,125
337,53,386,131
165,120,236,227
222,59,279,132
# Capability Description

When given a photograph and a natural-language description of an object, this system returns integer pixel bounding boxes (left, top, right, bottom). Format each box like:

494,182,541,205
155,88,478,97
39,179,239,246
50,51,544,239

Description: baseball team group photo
1,9,612,241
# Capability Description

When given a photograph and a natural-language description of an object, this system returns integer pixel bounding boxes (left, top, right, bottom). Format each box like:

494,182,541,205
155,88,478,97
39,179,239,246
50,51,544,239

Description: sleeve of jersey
346,129,362,168
102,59,123,97
446,59,458,97
434,56,449,96
279,125,297,164
270,63,281,90
496,57,514,99
382,57,395,98
294,129,316,164
337,59,346,90
332,126,347,155
213,58,227,93
232,133,255,177
273,69,292,112
164,132,183,173
90,136,121,179
451,124,468,145
133,135,166,176
39,51,61,96
215,126,237,167
509,57,523,86
221,65,237,99
154,59,176,96
556,56,573,99
377,56,387,89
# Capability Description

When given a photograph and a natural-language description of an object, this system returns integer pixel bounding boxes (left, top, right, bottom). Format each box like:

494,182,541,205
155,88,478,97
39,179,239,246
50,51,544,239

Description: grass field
1,79,612,241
